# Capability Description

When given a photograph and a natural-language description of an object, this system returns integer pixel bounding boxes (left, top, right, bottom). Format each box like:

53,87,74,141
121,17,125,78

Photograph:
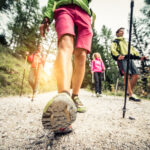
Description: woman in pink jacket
91,53,105,97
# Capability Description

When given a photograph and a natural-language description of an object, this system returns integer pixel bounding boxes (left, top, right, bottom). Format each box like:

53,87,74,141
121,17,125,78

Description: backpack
27,54,34,64
111,39,121,61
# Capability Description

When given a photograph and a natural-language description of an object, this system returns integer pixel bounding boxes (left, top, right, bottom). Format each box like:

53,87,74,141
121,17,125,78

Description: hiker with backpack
111,27,147,102
40,0,95,134
27,45,46,100
91,52,105,97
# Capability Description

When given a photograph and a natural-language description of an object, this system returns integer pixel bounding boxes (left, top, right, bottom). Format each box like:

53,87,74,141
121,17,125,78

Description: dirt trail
0,89,150,150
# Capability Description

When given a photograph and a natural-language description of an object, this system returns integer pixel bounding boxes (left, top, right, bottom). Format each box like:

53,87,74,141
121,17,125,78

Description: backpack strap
113,39,121,53
111,39,121,61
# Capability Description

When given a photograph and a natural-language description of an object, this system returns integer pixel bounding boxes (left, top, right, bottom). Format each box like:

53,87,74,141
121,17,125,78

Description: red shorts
54,5,93,53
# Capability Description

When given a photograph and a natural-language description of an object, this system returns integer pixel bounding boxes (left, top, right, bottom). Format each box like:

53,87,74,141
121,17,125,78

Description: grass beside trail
0,45,149,100
0,45,57,97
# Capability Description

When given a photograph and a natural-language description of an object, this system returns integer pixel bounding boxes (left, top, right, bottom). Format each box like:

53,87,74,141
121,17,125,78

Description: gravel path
0,89,150,150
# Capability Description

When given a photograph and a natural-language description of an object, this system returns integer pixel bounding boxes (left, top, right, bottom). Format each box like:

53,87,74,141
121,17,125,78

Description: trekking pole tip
122,108,126,118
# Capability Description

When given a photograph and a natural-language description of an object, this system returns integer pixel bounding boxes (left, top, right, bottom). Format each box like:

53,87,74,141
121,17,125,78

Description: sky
39,0,145,38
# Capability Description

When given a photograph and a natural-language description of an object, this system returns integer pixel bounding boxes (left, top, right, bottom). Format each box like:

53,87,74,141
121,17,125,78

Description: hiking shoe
55,125,73,135
99,94,103,97
129,94,141,102
96,93,100,97
96,93,103,97
42,93,77,133
72,96,86,113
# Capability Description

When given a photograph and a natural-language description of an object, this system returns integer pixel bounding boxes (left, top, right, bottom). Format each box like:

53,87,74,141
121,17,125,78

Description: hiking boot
31,91,38,101
96,93,100,97
96,93,103,97
42,93,77,133
72,96,86,113
99,94,103,97
55,125,73,135
129,94,141,102
33,91,38,96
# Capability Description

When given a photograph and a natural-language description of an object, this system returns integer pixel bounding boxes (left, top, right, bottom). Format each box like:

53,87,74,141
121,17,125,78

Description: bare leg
42,35,77,134
130,74,139,90
72,48,87,95
124,75,133,96
54,35,74,93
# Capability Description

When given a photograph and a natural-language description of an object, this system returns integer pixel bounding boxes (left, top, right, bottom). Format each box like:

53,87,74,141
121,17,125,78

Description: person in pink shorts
40,0,95,134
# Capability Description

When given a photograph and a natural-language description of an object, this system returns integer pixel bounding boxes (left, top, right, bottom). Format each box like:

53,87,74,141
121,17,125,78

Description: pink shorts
54,5,93,53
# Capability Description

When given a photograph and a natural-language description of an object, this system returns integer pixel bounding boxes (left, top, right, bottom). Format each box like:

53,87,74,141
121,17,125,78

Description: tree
99,25,118,90
7,0,42,54
132,0,150,96
0,0,14,12
83,26,118,91
82,29,103,89
132,0,150,54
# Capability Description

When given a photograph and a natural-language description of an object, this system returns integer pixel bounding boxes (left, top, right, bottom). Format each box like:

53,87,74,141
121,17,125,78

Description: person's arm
140,56,148,61
40,0,55,37
124,46,141,60
126,46,148,60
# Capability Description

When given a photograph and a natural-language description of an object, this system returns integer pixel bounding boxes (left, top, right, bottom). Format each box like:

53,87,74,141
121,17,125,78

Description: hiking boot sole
42,93,77,132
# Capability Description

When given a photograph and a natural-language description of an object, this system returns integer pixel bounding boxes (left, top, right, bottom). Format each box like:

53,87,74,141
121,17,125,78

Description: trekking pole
31,62,40,101
123,0,134,118
115,78,119,97
20,52,28,96
91,73,94,96
103,71,106,81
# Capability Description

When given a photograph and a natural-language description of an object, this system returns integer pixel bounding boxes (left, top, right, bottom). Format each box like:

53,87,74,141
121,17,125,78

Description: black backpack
111,39,121,61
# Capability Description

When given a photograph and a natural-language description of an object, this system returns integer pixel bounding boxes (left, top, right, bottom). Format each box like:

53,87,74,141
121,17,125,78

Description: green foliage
42,6,47,15
7,0,42,55
83,26,118,91
0,45,27,96
132,0,150,98
0,0,14,12
99,25,118,86
82,29,103,88
145,0,150,4
132,0,150,53
0,44,56,97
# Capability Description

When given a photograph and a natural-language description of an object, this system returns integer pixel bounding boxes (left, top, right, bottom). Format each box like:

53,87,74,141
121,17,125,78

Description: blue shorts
117,59,139,76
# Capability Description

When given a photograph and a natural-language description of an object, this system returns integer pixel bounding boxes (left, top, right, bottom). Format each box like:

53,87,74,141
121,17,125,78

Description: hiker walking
91,52,105,97
40,0,95,134
27,45,46,100
111,27,147,102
